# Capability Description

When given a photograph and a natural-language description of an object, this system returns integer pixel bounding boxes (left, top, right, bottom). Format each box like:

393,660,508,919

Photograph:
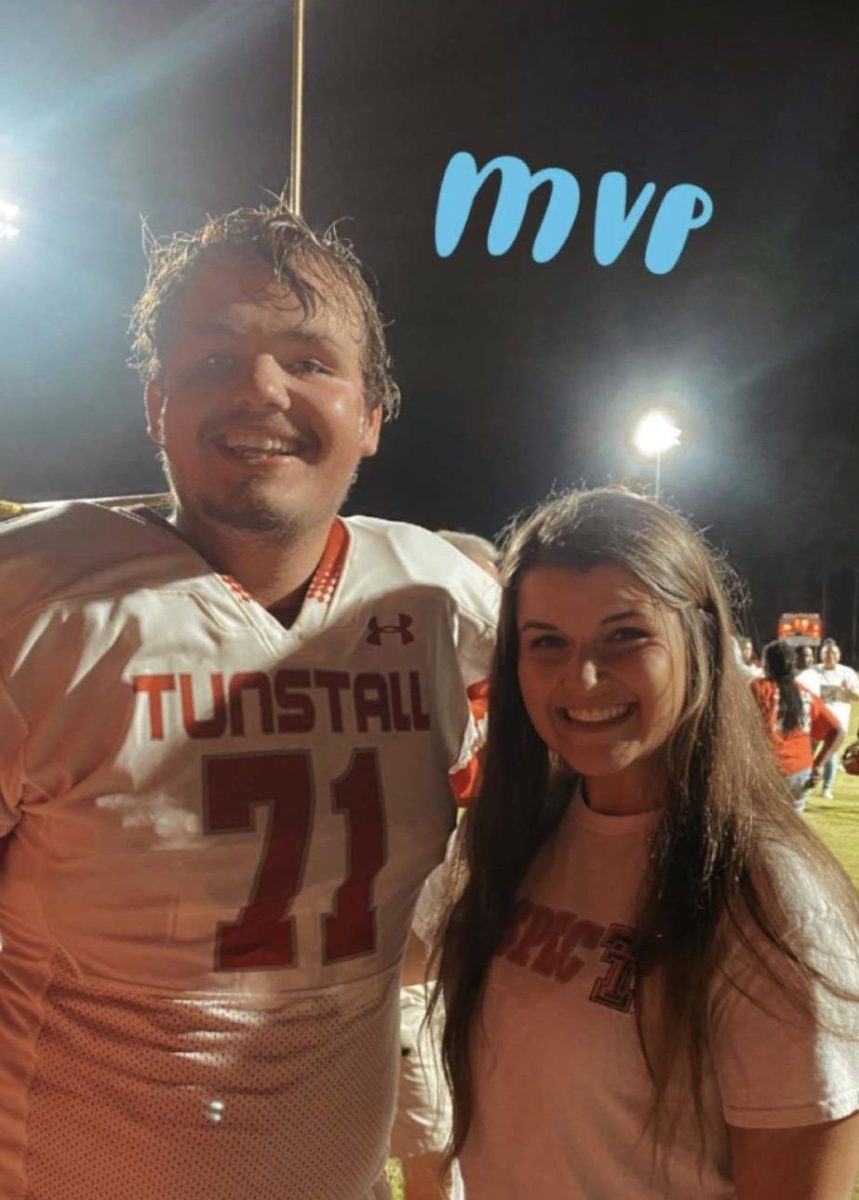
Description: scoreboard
777,612,823,647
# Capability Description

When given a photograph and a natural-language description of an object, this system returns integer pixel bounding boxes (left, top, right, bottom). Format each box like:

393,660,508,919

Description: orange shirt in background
750,678,841,775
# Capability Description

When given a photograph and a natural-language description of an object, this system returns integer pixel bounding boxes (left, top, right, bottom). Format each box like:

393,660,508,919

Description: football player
0,201,497,1200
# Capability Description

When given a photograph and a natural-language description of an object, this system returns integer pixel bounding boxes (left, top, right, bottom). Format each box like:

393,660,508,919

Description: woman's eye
528,634,566,651
606,626,650,644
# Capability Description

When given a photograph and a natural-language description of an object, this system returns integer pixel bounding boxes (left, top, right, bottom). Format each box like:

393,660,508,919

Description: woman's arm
712,844,859,1199
400,1152,452,1199
810,725,846,785
728,1113,859,1200
809,695,847,785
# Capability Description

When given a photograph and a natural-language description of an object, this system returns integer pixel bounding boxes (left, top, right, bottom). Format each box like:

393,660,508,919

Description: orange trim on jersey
219,574,254,603
451,679,491,805
451,751,484,804
466,679,490,722
306,519,349,605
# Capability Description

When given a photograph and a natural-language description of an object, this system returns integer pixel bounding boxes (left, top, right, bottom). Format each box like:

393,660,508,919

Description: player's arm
728,1113,859,1200
401,930,434,987
0,674,27,854
811,725,845,778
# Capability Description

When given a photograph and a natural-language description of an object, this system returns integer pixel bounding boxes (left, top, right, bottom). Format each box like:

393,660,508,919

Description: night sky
1,0,858,646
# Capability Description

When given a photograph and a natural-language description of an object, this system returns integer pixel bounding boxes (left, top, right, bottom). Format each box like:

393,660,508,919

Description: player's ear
144,381,166,446
358,402,382,459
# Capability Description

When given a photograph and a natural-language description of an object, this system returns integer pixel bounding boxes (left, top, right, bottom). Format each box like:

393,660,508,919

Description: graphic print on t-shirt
499,898,636,1013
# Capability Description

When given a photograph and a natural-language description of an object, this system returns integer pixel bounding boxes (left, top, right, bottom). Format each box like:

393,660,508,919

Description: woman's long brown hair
432,487,859,1167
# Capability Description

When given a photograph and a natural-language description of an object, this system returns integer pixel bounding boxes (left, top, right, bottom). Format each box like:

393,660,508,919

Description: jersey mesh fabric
25,953,397,1200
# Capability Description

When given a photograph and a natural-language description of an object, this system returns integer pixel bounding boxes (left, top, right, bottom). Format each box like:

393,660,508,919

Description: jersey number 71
203,749,386,971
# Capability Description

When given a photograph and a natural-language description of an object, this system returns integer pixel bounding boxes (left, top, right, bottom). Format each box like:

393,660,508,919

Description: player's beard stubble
159,447,360,542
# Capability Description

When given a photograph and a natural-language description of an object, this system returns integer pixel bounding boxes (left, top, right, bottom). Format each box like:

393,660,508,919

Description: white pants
390,984,453,1159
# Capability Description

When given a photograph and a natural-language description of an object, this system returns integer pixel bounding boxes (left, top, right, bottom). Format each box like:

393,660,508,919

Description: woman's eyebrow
599,608,648,625
519,620,559,633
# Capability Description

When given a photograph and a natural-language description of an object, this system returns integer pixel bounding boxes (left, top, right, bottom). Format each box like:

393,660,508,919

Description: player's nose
234,354,294,410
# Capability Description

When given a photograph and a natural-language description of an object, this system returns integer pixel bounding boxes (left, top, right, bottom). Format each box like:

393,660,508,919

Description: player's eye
191,353,236,380
284,358,330,377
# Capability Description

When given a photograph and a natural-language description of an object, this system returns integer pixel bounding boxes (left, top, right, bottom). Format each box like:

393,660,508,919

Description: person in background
733,635,762,679
435,531,501,582
739,636,763,676
816,639,859,799
751,640,843,811
796,644,822,696
433,488,859,1200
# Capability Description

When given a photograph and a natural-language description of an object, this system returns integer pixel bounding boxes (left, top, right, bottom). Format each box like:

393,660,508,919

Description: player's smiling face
517,564,687,796
144,252,381,539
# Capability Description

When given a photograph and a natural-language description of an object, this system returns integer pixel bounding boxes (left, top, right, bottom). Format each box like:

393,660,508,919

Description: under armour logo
366,613,415,645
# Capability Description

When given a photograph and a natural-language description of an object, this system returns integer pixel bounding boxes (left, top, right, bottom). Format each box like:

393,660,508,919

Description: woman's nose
563,656,599,691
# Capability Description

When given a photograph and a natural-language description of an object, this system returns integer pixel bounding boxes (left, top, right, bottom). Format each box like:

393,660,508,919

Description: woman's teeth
564,704,631,723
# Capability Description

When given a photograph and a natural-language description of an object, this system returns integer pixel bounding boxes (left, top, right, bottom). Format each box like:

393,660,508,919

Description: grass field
802,720,859,1200
804,773,859,884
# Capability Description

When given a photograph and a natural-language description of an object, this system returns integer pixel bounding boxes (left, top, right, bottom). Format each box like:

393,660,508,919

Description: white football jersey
0,503,497,1200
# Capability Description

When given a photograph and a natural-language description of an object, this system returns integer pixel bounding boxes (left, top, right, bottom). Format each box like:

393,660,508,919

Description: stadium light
0,197,21,241
632,409,681,500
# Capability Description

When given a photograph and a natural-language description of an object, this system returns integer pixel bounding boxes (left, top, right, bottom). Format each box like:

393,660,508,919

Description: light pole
288,0,306,215
632,410,681,500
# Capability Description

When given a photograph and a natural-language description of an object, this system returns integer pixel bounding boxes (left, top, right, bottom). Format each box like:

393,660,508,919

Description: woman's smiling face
516,564,687,800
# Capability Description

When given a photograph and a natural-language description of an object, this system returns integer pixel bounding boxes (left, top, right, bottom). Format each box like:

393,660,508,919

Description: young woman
433,488,859,1200
750,640,843,812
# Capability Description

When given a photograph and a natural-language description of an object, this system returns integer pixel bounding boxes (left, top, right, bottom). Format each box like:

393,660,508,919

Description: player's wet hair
762,639,803,734
433,486,859,1171
128,197,400,419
